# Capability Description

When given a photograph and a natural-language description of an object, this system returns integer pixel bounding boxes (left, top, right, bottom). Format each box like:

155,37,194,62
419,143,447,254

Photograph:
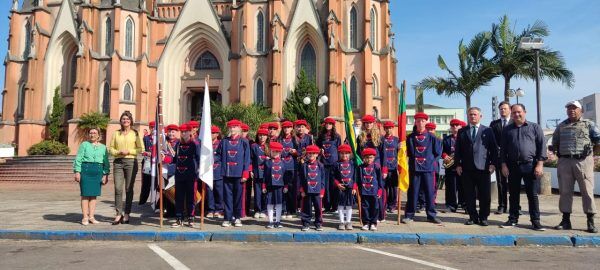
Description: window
23,21,31,58
125,17,134,58
350,76,358,111
32,0,39,7
17,84,26,118
123,82,133,102
300,42,316,83
101,82,110,114
105,17,113,55
256,11,265,52
586,102,594,112
68,54,77,95
349,6,358,49
370,8,377,49
194,51,220,70
255,78,264,105
372,75,379,97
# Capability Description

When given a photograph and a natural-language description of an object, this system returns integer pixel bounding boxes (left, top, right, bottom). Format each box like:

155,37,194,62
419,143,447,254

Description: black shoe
495,207,505,215
532,221,546,231
464,219,475,225
428,217,442,224
554,213,572,230
587,214,598,233
500,220,517,228
479,220,489,226
111,215,123,225
449,206,457,213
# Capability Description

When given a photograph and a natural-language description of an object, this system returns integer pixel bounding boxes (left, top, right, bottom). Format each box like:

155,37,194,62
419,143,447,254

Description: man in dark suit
489,101,511,214
455,107,498,226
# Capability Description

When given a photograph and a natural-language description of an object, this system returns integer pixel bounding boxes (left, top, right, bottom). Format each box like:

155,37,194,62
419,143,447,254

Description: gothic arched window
23,21,31,58
255,78,264,105
124,17,134,58
349,6,358,49
350,76,359,111
300,42,316,83
256,11,265,52
370,8,377,49
372,75,379,97
101,82,110,114
105,17,113,55
194,52,220,70
123,81,133,102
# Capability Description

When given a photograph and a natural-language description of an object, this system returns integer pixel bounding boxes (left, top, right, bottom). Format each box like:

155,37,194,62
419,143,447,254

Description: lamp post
518,37,544,125
508,88,525,104
303,93,329,137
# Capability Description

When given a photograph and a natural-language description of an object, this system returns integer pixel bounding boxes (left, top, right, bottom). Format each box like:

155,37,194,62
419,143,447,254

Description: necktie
502,119,506,128
471,125,476,141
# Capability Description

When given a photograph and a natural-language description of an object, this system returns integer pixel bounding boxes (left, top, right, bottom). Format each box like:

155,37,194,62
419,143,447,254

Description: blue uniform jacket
219,135,251,179
263,158,286,188
212,139,222,181
250,142,268,179
407,131,442,173
380,135,399,172
173,139,201,180
356,163,383,196
316,133,341,166
333,160,357,189
299,160,325,195
279,136,299,171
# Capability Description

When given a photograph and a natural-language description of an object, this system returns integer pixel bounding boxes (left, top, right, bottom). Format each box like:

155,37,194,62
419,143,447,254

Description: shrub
48,86,65,141
27,140,70,155
211,102,276,138
282,70,319,131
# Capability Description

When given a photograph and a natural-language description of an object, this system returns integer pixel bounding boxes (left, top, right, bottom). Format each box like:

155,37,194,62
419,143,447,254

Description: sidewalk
0,181,598,245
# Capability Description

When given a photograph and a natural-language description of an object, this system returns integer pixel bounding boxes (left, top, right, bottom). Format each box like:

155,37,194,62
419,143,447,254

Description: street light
519,37,544,125
304,93,329,137
508,88,525,104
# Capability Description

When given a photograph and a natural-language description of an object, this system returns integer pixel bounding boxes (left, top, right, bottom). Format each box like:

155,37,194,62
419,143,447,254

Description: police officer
552,100,600,233
402,112,443,224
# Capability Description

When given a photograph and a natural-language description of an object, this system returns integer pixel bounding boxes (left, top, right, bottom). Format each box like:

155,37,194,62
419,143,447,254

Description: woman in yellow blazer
109,111,143,225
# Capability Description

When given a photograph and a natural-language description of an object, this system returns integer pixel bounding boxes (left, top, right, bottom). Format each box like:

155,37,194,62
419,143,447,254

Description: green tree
282,70,319,131
48,86,65,141
211,102,276,138
415,32,497,109
77,111,110,142
491,15,574,101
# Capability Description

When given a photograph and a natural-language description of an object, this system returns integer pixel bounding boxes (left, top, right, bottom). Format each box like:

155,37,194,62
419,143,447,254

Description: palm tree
415,32,497,109
491,15,574,101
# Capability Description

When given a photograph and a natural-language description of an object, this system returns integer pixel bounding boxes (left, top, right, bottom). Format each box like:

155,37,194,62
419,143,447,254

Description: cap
179,124,191,132
268,122,279,129
383,121,395,128
305,145,320,154
281,121,293,128
425,122,437,130
227,119,243,128
149,121,156,128
414,112,429,120
338,144,352,153
362,115,376,123
259,123,269,130
269,142,283,152
257,129,269,136
460,121,467,127
211,125,221,133
361,148,377,157
294,119,308,127
188,121,199,128
324,117,336,125
450,119,462,126
166,124,179,131
565,100,582,109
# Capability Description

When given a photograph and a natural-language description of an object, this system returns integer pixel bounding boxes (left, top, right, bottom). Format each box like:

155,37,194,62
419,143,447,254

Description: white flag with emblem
198,80,214,189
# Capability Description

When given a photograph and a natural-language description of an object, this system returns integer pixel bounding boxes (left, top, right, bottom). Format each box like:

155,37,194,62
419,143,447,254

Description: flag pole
397,80,407,225
158,84,164,228
200,75,210,230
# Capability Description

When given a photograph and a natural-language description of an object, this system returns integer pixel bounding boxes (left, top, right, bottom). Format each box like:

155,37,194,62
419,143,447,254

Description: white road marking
355,246,460,270
148,244,191,270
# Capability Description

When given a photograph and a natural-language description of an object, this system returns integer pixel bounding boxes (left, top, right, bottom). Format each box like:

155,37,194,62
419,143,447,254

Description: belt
559,154,587,159
515,160,533,165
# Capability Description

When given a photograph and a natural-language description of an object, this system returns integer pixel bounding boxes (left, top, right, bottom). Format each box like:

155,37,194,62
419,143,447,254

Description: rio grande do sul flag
397,82,409,192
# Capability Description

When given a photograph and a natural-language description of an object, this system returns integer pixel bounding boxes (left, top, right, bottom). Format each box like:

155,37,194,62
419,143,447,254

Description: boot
554,213,572,230
587,213,598,233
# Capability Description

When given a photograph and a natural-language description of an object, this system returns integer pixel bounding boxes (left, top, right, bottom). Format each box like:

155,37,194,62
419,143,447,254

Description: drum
162,177,203,205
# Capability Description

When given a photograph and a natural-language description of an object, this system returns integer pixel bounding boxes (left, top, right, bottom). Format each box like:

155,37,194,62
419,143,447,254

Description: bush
27,140,70,155
77,112,110,141
48,86,65,141
282,70,319,130
211,102,277,138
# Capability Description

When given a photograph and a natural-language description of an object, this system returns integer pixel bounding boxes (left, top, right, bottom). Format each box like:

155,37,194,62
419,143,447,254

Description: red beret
324,117,336,124
257,129,268,136
227,119,243,128
361,148,377,157
338,144,352,153
211,125,221,133
425,122,437,130
383,121,395,128
362,115,376,123
179,124,191,132
188,121,199,128
294,119,308,127
414,112,429,120
149,121,156,128
259,123,269,130
241,123,249,132
281,121,293,128
460,121,467,127
166,124,179,131
268,122,279,129
305,145,320,154
450,119,462,126
269,142,283,152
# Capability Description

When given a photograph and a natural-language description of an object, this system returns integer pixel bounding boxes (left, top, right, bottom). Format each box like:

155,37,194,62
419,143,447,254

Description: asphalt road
1,240,599,270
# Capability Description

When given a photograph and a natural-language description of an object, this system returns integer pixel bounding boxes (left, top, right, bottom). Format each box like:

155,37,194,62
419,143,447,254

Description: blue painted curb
156,232,211,241
357,233,419,244
418,234,516,246
572,235,600,247
211,231,294,242
514,235,573,246
92,231,156,241
293,232,358,243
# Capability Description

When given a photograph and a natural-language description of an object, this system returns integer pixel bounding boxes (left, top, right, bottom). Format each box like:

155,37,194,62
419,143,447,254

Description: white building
580,93,600,126
406,104,465,137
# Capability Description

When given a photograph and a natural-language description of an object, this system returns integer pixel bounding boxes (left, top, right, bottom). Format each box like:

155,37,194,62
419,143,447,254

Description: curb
1,230,598,246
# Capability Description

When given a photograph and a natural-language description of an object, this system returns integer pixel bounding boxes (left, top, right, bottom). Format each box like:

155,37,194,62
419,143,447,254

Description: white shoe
172,219,183,228
259,213,267,218
221,221,231,227
361,225,369,231
253,212,261,219
370,225,378,231
234,219,243,227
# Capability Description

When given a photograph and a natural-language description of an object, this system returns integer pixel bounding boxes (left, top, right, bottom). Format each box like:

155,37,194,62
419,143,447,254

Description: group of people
72,99,598,233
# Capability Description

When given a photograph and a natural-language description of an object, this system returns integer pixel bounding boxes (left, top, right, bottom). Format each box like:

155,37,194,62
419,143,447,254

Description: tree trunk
503,75,511,102
465,95,471,110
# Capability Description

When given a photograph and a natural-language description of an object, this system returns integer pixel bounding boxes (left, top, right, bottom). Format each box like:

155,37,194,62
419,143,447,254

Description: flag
149,102,161,210
342,81,363,165
198,80,214,189
397,82,410,192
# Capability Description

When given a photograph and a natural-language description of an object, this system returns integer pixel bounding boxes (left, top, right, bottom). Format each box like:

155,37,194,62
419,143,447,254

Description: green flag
342,81,363,165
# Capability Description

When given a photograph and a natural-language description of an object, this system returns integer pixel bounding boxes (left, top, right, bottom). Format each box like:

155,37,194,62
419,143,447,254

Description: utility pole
492,96,498,120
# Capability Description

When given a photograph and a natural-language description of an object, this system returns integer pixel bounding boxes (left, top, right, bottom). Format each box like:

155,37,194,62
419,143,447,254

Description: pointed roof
47,0,79,49
284,0,325,44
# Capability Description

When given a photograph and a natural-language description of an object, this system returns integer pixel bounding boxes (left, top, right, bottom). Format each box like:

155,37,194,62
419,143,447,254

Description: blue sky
0,1,598,127
391,0,600,126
